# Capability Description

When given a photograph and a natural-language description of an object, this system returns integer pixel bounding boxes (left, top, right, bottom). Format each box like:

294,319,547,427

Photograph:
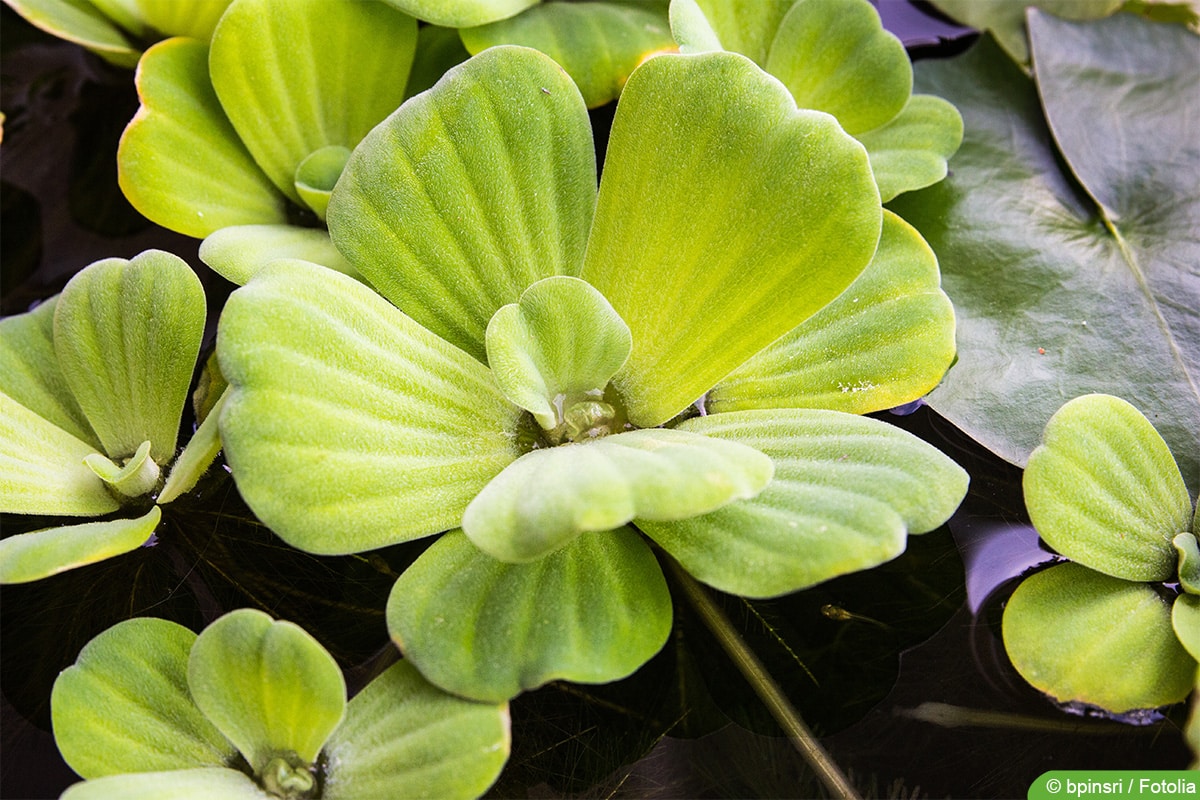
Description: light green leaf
1174,594,1200,661
709,210,955,416
293,145,351,222
460,1,675,108
0,506,159,584
1024,395,1191,582
463,427,773,563
61,768,268,800
388,528,672,702
84,440,160,499
85,0,145,37
668,0,794,64
639,409,969,597
891,25,1200,493
118,38,287,238
859,94,963,202
199,224,360,286
763,0,910,135
379,0,538,27
209,0,417,206
328,45,596,362
0,391,118,517
0,296,97,447
217,259,521,555
135,0,233,41
54,250,205,463
51,616,235,777
930,0,1123,66
1176,533,1200,596
4,0,139,66
322,661,509,800
188,609,345,775
582,50,880,428
158,387,228,505
1002,562,1197,712
404,24,471,99
485,276,631,430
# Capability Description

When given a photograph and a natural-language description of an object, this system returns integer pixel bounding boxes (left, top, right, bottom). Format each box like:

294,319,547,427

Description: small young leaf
1002,562,1197,712
293,145,351,222
187,609,346,775
84,440,160,499
199,224,360,286
60,768,268,800
1177,532,1200,596
322,661,510,800
1024,395,1192,582
388,528,672,702
1174,594,1200,661
0,507,160,585
51,616,235,778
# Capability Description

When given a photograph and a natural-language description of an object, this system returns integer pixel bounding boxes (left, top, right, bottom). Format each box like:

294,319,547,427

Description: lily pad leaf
0,506,160,584
217,259,521,555
61,768,268,800
50,616,235,777
463,427,773,563
118,38,286,238
54,250,206,464
709,210,955,415
1174,594,1200,661
1002,562,1197,712
582,50,880,428
0,296,97,447
328,45,596,362
460,1,676,108
891,24,1200,493
379,0,538,27
858,94,963,202
5,0,139,67
639,409,969,597
0,391,118,517
199,224,360,286
668,0,793,65
1176,533,1200,596
187,609,345,774
1024,394,1191,582
485,276,631,430
322,661,509,800
209,0,417,206
929,0,1123,66
387,528,672,702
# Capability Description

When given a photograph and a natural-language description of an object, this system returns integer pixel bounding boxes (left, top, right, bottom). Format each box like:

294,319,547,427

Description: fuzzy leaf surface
379,0,538,27
61,768,268,800
199,224,359,286
0,506,159,584
858,94,963,201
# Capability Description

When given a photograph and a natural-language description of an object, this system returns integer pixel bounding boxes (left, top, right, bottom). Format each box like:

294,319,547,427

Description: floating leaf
463,427,773,562
0,506,160,584
328,45,596,362
378,0,538,27
639,409,967,597
388,528,672,702
858,94,963,202
61,768,268,800
891,23,1200,492
581,50,880,427
53,250,206,463
5,0,140,66
217,259,521,555
485,276,631,430
51,616,234,778
460,1,676,107
1024,395,1191,582
187,609,345,774
1002,562,1197,712
322,661,510,800
119,38,287,237
1174,595,1200,661
709,210,955,415
198,224,359,286
929,0,1123,66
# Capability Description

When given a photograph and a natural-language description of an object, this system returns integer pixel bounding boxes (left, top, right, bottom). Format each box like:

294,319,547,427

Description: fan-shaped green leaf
858,94,963,202
328,45,596,362
485,276,631,430
388,528,672,702
322,661,510,800
209,0,417,205
0,296,97,447
710,210,954,415
188,610,345,775
199,224,359,286
1174,595,1200,662
460,1,675,108
53,251,205,463
217,259,521,555
1024,395,1191,582
51,616,234,778
380,0,537,27
639,409,968,597
61,768,268,800
135,0,233,41
582,50,879,427
5,0,139,66
1002,562,1197,712
668,0,793,65
0,506,159,584
0,391,117,517
118,38,286,238
463,427,773,563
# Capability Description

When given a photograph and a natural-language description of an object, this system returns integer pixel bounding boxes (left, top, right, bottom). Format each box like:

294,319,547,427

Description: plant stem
666,558,861,800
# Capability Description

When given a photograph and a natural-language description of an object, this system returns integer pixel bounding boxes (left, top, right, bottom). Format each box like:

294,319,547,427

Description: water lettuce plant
214,44,968,703
1002,394,1199,713
0,250,222,584
51,609,509,799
